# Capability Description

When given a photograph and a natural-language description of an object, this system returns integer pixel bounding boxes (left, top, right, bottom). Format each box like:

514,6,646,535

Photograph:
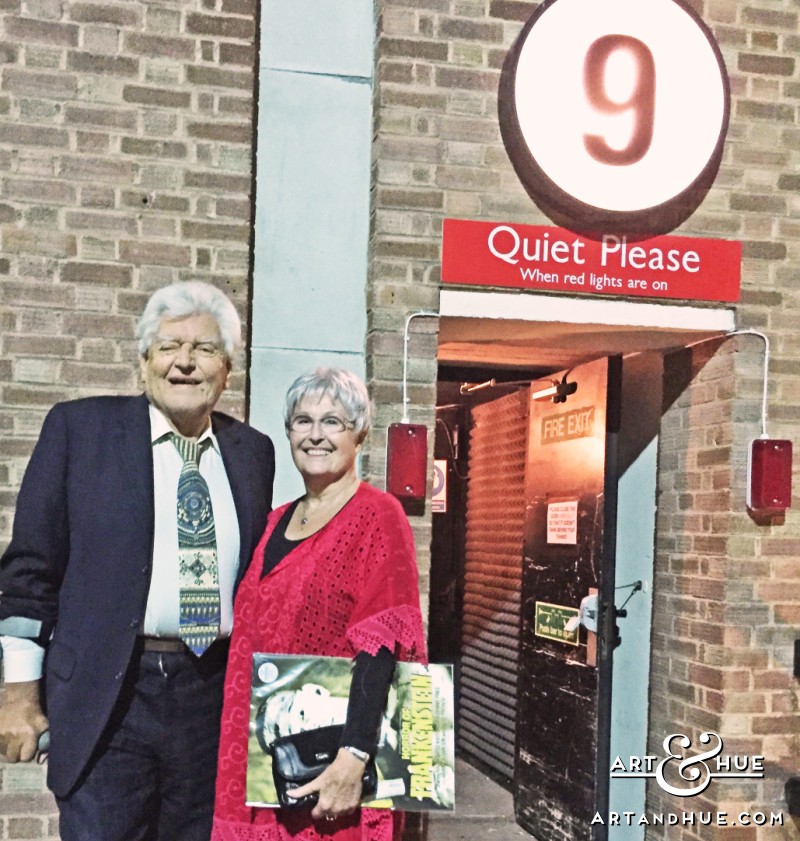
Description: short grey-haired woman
213,368,427,841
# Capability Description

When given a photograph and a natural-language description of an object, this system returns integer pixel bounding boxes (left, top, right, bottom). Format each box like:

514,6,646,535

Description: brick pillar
648,338,799,840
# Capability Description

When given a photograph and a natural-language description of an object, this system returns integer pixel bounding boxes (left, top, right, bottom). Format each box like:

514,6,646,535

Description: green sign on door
534,601,580,645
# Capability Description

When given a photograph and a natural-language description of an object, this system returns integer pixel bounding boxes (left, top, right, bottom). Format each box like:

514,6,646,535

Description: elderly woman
212,368,427,841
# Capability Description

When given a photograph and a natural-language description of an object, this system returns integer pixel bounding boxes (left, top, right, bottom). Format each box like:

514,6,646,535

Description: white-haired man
0,281,275,841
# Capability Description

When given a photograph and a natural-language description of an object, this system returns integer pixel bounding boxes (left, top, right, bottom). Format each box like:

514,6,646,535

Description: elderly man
0,281,275,841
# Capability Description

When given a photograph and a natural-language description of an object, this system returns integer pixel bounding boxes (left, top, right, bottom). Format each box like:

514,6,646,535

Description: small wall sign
432,460,448,513
498,0,730,234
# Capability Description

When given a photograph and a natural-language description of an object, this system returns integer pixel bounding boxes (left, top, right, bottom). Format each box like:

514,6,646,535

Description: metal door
515,355,621,841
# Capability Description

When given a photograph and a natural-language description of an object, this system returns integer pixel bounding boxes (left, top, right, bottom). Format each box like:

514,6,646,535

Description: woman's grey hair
284,368,373,435
135,281,242,358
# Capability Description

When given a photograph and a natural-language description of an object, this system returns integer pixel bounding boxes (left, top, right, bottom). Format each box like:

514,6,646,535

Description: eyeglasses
289,414,355,434
152,340,225,359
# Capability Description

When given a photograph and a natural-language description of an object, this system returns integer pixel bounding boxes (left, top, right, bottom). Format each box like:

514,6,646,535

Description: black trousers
56,639,229,841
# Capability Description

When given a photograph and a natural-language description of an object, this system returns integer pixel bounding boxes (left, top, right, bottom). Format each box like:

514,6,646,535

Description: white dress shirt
0,405,240,682
145,405,239,637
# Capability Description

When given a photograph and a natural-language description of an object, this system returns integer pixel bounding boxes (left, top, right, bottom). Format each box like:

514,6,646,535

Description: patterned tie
171,433,220,656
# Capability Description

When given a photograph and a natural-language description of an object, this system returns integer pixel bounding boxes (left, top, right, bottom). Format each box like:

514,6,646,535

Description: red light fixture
386,311,438,501
748,438,792,512
386,423,428,500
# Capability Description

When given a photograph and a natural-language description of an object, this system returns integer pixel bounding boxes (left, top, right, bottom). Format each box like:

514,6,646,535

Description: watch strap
343,745,371,763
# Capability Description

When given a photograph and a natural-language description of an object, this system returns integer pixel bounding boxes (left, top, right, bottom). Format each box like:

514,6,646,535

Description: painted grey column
608,352,659,839
250,1,373,502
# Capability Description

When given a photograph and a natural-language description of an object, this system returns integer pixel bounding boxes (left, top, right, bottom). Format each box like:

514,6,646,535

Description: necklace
296,480,358,530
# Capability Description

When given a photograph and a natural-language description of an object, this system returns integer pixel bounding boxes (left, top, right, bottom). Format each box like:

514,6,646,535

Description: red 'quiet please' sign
441,219,741,304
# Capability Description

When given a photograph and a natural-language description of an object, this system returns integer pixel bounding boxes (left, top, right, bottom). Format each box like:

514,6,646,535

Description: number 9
583,34,656,166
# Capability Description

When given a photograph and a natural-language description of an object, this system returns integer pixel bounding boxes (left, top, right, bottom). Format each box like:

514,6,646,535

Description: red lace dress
212,483,427,841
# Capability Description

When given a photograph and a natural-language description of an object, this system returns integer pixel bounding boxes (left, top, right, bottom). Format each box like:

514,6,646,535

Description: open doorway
429,295,734,840
431,364,545,789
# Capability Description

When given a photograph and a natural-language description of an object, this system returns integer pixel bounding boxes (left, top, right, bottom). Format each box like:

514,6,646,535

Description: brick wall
368,0,799,838
0,1,257,835
648,338,792,840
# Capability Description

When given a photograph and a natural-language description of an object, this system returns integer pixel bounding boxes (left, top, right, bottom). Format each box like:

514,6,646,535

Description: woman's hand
286,747,369,822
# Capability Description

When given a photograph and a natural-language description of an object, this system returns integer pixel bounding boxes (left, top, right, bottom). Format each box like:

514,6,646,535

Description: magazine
246,653,455,811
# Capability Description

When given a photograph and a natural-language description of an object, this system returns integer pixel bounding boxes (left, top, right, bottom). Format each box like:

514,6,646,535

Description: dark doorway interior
430,364,544,792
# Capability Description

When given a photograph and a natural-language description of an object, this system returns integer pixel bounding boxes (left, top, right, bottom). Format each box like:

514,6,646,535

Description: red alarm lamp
386,312,437,501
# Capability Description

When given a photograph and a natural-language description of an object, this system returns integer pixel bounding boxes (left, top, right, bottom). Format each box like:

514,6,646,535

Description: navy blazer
0,394,275,796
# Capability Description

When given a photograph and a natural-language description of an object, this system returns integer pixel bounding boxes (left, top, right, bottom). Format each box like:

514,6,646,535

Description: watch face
499,0,730,235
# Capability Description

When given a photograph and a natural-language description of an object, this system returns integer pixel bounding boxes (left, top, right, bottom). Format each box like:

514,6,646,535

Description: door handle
564,593,598,634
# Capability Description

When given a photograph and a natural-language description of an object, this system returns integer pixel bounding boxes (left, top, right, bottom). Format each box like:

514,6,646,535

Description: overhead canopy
438,289,735,372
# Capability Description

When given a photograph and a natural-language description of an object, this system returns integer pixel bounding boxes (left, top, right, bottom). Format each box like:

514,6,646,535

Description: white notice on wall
432,459,448,513
547,500,578,545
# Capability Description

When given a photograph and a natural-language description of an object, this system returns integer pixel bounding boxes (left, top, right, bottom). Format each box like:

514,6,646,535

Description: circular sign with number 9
499,0,730,234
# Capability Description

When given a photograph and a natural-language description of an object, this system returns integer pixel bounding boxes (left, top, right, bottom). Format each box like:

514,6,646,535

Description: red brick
119,240,191,267
121,191,190,213
186,121,252,143
380,37,449,61
61,262,133,287
5,16,79,45
61,362,136,388
0,123,69,148
181,220,250,241
64,105,138,130
69,3,142,25
0,438,37,457
60,156,136,183
489,0,536,21
120,137,188,158
0,281,75,308
757,582,800,602
67,51,139,76
80,186,116,208
220,0,256,13
76,132,110,153
437,17,504,42
751,715,797,735
123,32,195,60
0,42,19,62
184,170,251,192
219,42,255,65
742,8,798,28
0,203,18,222
434,67,500,93
218,95,252,115
186,65,251,90
3,229,76,258
4,335,77,357
186,12,254,39
65,211,138,234
739,53,795,75
3,178,77,204
122,85,191,108
62,312,134,339
2,386,71,407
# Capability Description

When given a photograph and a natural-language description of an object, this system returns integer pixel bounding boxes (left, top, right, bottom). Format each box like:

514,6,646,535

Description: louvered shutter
458,389,527,781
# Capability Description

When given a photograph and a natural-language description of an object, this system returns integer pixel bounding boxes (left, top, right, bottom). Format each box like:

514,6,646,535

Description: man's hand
0,680,49,762
287,748,369,821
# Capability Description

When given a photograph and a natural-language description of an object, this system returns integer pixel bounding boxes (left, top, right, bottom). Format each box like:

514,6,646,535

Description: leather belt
139,636,187,653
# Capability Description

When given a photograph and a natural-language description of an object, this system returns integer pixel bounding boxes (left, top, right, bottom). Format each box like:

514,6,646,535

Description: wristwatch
343,745,371,763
